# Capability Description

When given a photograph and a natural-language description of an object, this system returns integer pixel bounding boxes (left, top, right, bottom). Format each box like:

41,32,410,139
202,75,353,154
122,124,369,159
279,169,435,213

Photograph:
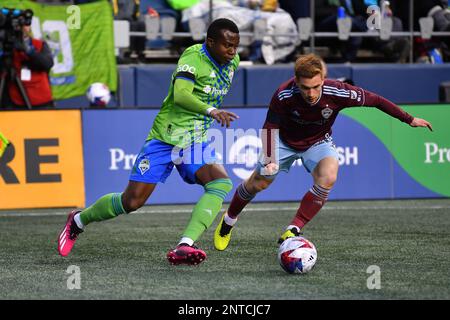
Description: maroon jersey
263,78,414,151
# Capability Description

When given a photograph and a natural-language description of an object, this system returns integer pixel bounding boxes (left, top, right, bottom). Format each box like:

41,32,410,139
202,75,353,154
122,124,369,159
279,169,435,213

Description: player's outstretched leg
278,184,330,244
167,178,233,265
278,154,337,244
57,181,155,257
214,213,235,251
57,192,127,257
214,182,254,251
214,171,273,251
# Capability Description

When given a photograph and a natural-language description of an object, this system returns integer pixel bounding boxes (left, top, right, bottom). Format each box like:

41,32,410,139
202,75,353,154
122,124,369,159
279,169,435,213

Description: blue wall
82,108,440,206
352,64,450,103
56,63,450,108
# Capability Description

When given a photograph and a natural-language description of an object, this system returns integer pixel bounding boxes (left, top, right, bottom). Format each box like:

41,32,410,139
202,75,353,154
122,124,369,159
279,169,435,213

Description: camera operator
4,24,54,108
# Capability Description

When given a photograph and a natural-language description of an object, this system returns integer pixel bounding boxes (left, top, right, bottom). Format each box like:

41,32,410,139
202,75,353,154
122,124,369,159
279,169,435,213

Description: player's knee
205,178,233,197
318,172,337,189
222,179,234,194
249,175,272,193
257,180,271,192
121,196,146,213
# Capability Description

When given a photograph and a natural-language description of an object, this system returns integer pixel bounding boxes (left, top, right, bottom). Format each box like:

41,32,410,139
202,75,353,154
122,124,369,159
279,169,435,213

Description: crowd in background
27,0,450,64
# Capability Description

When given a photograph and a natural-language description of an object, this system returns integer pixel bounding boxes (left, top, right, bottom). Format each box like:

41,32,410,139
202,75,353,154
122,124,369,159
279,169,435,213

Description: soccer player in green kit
58,18,240,265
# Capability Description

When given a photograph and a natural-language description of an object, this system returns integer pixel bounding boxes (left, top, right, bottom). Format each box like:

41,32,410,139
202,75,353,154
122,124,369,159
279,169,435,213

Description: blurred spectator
1,25,54,108
415,0,450,31
142,0,181,19
110,0,146,61
174,0,299,65
166,0,198,10
370,1,410,63
316,0,409,63
316,0,370,62
140,0,182,53
393,0,449,31
392,0,450,63
414,0,450,63
278,0,311,21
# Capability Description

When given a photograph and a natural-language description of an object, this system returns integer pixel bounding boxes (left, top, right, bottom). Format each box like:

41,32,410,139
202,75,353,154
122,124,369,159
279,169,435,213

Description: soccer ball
86,82,111,106
278,236,317,274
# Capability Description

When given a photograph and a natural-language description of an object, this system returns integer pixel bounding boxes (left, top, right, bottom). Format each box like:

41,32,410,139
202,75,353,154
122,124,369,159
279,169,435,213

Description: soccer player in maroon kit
214,54,433,250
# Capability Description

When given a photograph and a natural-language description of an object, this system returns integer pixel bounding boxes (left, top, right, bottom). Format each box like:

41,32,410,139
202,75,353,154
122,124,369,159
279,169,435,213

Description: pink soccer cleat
166,244,207,265
57,210,83,257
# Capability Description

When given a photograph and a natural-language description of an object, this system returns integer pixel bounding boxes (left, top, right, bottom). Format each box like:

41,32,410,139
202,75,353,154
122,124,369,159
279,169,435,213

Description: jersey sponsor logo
138,158,150,175
213,87,228,95
321,107,333,119
203,85,212,94
203,85,228,96
350,89,362,102
177,64,196,74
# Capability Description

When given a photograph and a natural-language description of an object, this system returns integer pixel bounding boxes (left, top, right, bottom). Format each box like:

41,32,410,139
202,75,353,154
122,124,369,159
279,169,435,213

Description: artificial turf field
0,199,449,300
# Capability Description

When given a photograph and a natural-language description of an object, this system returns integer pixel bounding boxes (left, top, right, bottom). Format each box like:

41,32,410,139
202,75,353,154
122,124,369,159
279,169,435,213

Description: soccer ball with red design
86,82,111,106
278,236,317,274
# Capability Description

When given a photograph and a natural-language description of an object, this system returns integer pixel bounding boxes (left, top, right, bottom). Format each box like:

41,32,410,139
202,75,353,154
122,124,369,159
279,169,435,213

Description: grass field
0,199,449,300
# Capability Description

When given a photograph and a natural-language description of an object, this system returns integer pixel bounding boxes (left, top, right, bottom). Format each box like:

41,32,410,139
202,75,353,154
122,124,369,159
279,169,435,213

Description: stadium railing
112,0,450,64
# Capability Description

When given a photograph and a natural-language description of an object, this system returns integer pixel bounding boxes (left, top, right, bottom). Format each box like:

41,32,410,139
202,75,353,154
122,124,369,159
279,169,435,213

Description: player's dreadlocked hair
295,54,324,79
206,18,239,40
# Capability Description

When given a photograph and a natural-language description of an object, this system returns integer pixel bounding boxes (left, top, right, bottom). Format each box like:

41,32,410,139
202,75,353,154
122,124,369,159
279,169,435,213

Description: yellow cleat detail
277,228,300,244
214,214,233,251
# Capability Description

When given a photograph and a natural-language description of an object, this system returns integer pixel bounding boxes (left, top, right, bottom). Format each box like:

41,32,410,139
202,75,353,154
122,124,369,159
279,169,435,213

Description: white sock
224,212,238,226
73,213,84,229
178,237,194,247
74,212,84,229
286,225,300,233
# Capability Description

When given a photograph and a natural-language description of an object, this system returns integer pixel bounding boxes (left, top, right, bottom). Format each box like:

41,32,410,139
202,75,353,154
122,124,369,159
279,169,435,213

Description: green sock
79,193,127,226
182,178,233,242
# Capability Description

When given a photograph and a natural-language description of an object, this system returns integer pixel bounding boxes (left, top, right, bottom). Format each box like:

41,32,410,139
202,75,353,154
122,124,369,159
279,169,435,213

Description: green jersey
148,43,240,147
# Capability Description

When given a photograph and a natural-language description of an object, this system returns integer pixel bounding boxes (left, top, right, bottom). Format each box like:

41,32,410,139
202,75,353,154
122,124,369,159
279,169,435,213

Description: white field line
0,205,449,217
